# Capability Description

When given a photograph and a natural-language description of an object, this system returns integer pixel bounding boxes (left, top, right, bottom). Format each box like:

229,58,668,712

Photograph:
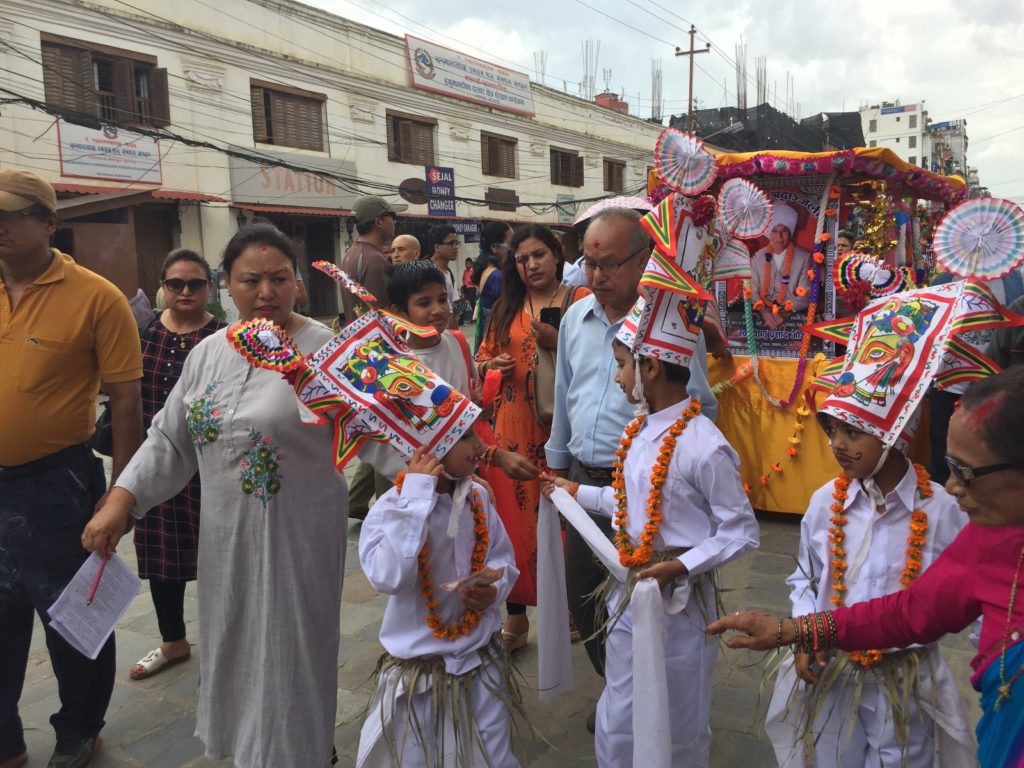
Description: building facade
858,100,931,168
0,0,662,316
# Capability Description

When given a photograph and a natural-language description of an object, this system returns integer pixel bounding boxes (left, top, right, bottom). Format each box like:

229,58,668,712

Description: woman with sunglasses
127,250,226,681
709,366,1024,768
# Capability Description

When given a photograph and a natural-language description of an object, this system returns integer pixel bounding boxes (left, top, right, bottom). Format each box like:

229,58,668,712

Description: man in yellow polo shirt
0,169,142,768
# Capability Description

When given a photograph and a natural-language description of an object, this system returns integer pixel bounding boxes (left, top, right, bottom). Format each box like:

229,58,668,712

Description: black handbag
90,401,114,457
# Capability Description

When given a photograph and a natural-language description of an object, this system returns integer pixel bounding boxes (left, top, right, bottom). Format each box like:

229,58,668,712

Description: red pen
86,557,109,606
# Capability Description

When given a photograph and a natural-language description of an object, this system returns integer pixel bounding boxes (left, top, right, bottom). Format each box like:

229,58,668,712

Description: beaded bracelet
776,617,785,649
482,446,498,467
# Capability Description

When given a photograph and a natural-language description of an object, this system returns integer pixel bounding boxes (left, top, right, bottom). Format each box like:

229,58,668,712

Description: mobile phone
539,306,562,329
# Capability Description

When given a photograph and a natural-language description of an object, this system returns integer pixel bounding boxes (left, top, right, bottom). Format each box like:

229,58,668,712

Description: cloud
304,0,1024,196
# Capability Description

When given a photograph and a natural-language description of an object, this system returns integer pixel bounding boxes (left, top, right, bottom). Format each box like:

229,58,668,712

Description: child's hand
636,559,687,590
794,651,828,685
460,583,498,611
495,449,539,481
540,473,576,499
407,445,442,477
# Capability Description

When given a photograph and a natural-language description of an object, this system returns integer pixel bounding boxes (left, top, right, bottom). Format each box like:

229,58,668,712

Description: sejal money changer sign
426,166,456,217
405,34,535,117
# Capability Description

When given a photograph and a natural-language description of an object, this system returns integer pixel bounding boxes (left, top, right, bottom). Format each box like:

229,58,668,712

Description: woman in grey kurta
84,223,348,767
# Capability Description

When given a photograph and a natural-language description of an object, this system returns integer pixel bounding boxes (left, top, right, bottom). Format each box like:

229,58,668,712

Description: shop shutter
41,43,93,116
148,68,171,127
251,86,269,143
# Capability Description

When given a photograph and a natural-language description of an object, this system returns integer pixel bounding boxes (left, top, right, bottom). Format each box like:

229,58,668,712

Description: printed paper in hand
47,553,141,660
441,566,504,593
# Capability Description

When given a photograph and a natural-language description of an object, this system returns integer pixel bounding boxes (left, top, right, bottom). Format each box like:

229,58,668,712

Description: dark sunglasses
163,278,210,294
945,454,1019,487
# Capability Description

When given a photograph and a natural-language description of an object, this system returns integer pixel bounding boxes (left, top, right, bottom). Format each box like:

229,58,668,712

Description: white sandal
130,647,191,680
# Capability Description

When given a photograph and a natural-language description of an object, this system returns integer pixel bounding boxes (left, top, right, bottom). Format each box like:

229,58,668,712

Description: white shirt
575,403,759,577
359,473,518,674
788,460,968,619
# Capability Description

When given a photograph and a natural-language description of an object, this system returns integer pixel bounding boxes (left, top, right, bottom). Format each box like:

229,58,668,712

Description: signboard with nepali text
405,35,535,116
57,121,162,184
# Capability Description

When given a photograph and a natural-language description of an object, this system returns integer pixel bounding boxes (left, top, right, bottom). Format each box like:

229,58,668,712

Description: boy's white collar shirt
358,473,518,675
788,460,969,618
575,402,758,578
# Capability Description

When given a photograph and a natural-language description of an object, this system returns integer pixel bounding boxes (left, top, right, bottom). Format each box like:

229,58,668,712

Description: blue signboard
425,166,455,197
427,197,456,216
881,105,913,115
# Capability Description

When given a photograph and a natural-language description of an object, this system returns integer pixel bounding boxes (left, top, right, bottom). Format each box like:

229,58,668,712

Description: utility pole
675,25,710,133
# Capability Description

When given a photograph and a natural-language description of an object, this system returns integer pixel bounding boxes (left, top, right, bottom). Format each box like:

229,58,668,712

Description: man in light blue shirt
544,207,716,685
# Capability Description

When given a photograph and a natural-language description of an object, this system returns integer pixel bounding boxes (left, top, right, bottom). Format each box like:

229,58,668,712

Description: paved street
19,505,981,768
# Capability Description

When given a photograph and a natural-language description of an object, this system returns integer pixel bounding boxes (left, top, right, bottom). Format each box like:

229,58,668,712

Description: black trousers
0,444,114,758
149,580,188,643
565,459,615,677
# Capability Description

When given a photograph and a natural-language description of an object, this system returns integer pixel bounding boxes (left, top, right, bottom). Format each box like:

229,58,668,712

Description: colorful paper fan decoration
227,319,305,373
711,237,752,281
716,178,773,239
312,260,378,304
834,252,914,298
932,197,1024,279
640,195,678,258
653,128,717,196
574,195,654,226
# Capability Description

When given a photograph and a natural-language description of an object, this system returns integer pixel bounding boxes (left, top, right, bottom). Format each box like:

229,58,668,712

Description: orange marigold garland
395,472,491,642
828,463,932,666
611,397,700,568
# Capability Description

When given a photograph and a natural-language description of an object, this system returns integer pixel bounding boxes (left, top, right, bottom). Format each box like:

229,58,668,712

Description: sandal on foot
501,628,529,652
130,648,191,680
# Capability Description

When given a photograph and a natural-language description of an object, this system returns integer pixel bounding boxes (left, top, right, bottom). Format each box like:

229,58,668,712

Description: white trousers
765,652,975,768
356,658,519,768
596,584,718,768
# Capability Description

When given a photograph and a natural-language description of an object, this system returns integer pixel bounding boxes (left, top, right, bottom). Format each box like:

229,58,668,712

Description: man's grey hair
588,207,650,255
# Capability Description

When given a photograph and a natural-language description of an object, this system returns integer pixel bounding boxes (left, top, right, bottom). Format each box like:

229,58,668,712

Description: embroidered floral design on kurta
185,382,222,452
240,428,283,509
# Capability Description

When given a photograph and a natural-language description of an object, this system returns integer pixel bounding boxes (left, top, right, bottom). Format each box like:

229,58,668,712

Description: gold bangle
776,617,784,649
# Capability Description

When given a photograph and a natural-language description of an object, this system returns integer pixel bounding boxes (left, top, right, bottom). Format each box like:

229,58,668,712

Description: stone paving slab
18,509,980,767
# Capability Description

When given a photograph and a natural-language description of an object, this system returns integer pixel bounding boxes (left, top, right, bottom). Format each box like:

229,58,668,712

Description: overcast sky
307,0,1024,203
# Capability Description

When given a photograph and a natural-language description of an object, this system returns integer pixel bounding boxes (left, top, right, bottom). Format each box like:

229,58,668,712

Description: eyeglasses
163,278,210,294
0,209,43,226
945,454,1019,487
581,244,649,276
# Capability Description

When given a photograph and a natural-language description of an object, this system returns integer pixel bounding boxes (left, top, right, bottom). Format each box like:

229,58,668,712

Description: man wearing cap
0,170,143,768
749,201,813,329
339,195,407,321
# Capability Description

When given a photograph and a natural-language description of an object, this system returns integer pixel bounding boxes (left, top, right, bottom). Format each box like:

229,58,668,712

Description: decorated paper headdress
227,267,480,471
805,279,1024,451
618,198,711,370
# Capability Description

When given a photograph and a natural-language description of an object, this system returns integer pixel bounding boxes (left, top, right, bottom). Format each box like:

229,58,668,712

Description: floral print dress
115,320,347,768
476,289,590,605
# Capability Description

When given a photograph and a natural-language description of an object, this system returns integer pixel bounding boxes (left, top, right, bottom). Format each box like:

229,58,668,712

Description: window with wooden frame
40,34,170,127
481,132,517,178
386,110,436,166
250,81,326,152
603,158,625,192
550,147,584,187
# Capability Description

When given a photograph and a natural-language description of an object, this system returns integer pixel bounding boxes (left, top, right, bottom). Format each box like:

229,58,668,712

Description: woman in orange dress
476,224,590,650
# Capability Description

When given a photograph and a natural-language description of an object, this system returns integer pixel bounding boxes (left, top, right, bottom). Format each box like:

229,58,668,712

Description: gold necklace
996,544,1024,710
526,283,560,320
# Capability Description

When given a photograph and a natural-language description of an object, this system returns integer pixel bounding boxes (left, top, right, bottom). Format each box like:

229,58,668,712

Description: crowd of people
2,167,1023,768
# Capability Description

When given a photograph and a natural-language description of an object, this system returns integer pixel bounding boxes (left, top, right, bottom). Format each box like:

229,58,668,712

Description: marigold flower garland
611,398,701,568
827,463,931,666
395,472,491,641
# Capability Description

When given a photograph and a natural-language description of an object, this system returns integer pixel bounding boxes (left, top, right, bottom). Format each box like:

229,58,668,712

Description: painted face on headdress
832,297,939,408
340,338,464,433
815,279,1022,450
